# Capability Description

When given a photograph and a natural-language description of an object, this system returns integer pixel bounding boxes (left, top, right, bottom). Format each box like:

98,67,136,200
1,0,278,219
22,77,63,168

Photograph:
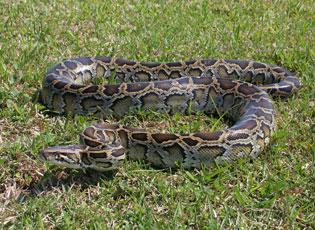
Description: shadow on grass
18,168,117,202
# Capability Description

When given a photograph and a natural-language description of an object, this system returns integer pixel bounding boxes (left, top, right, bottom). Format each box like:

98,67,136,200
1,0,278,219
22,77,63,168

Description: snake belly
39,57,301,171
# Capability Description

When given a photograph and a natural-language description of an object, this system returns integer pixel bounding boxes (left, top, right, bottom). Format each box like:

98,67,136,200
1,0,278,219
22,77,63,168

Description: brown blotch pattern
76,57,93,65
54,81,68,89
82,85,99,94
226,132,250,141
115,58,136,66
127,82,149,92
166,62,182,67
252,62,266,69
218,78,237,90
64,61,77,69
111,148,125,158
140,62,160,68
90,152,107,159
238,83,259,95
132,133,148,141
192,76,213,85
230,119,257,131
152,133,178,144
95,56,112,63
103,85,120,96
70,84,85,90
226,60,249,69
84,139,101,147
194,130,224,141
182,138,199,146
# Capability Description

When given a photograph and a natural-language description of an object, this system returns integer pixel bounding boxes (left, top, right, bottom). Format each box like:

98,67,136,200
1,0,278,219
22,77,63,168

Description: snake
38,57,301,171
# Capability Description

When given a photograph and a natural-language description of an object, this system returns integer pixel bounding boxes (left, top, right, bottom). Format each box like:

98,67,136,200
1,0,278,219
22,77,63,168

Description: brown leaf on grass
14,152,45,187
0,183,23,202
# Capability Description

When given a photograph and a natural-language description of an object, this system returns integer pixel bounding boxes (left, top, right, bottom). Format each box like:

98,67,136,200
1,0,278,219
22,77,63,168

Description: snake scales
39,57,301,171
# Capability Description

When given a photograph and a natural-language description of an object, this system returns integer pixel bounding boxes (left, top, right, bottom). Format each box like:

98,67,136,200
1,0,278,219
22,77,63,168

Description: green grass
0,0,314,228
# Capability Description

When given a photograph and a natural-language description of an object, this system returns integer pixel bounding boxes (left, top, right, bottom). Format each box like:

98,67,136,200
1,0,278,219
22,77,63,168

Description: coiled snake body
39,57,301,171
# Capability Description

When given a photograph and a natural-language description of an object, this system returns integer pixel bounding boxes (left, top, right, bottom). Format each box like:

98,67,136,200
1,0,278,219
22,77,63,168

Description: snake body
39,57,300,171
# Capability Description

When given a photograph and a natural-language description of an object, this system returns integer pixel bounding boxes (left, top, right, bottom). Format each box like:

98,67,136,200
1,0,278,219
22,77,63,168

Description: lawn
0,0,314,228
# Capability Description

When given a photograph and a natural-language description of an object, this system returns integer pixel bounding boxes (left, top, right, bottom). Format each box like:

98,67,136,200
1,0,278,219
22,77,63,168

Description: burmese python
39,57,300,171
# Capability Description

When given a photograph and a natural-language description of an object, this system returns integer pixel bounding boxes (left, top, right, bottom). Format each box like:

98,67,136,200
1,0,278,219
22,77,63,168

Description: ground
0,0,314,228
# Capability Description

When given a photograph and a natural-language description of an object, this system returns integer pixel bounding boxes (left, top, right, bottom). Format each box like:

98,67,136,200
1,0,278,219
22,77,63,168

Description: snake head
40,123,126,171
40,145,86,170
40,143,125,171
